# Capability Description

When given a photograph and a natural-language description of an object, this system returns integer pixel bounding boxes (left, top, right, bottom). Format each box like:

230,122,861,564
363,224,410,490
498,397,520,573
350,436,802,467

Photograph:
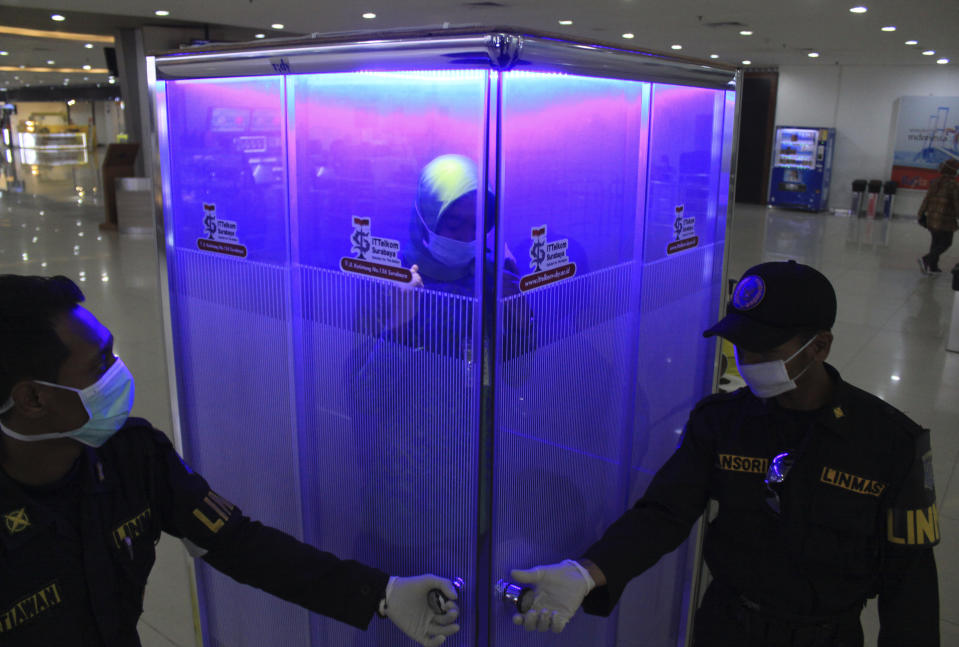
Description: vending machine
149,28,738,647
767,126,835,211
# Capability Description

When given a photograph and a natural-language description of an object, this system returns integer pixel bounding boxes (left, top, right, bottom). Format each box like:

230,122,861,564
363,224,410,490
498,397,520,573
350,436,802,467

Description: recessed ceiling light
255,33,266,39
739,30,753,36
905,40,918,45
709,54,719,59
622,33,634,39
84,43,94,49
671,44,682,50
922,50,935,55
937,58,949,64
51,14,66,22
742,60,752,65
362,12,376,19
881,25,896,31
271,23,285,30
849,6,867,13
558,20,573,26
808,52,820,58
155,10,170,16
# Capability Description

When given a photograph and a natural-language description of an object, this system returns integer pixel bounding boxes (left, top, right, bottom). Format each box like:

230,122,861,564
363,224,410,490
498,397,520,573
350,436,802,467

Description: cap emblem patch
733,275,765,311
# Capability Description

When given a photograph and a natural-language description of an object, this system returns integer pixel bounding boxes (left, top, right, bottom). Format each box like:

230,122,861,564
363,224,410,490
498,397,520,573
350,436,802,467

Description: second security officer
508,261,939,647
0,274,460,647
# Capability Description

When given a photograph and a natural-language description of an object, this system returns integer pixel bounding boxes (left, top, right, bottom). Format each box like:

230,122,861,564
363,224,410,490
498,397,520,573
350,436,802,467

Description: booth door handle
495,579,533,613
428,577,464,614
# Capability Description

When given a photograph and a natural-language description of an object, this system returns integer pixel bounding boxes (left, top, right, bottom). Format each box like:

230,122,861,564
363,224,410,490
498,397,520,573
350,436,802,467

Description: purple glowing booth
149,28,739,647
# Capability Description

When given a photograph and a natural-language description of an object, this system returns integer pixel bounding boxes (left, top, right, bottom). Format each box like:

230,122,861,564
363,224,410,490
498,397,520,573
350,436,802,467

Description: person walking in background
917,158,959,275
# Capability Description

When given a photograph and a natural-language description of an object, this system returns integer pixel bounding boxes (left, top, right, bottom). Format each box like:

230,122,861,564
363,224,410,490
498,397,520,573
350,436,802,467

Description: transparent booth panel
156,42,736,647
288,71,490,646
493,71,648,647
638,83,731,472
618,83,734,646
161,76,309,646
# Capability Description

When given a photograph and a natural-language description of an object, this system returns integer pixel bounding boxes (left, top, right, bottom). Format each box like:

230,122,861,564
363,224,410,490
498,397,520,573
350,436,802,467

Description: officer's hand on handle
383,574,460,647
510,559,595,633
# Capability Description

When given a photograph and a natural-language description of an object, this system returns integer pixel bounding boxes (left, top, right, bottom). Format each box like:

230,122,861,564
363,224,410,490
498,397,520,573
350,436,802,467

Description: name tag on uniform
820,466,887,497
718,454,769,474
0,582,62,634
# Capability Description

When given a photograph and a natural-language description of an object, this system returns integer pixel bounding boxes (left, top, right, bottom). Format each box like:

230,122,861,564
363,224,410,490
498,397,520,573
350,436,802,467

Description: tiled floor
0,150,956,645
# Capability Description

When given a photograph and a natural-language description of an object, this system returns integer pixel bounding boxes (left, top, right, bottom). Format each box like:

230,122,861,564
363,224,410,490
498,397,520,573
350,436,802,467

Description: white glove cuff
564,559,596,594
379,576,398,617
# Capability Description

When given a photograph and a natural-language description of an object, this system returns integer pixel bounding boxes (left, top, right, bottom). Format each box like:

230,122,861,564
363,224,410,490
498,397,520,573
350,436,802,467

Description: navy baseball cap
703,260,837,352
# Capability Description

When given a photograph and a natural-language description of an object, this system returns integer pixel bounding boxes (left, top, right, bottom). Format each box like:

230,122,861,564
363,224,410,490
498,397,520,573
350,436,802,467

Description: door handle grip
495,579,533,613
428,576,464,614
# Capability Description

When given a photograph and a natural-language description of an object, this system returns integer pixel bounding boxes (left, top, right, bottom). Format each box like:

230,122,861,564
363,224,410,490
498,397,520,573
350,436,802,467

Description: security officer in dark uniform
0,274,460,647
508,261,940,646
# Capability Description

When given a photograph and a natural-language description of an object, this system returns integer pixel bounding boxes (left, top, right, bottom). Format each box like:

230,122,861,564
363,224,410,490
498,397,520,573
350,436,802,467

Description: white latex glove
384,575,460,647
510,559,595,633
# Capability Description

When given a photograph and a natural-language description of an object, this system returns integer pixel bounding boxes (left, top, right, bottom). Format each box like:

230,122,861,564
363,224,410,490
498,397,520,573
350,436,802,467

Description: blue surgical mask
426,231,475,266
416,201,477,267
0,357,135,448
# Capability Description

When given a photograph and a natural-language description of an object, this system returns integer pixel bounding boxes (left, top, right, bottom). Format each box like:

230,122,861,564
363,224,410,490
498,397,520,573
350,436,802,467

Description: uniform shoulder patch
192,490,237,535
886,429,939,547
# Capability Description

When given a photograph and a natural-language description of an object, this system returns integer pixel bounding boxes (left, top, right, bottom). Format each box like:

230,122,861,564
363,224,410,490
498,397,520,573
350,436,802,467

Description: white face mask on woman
734,336,817,399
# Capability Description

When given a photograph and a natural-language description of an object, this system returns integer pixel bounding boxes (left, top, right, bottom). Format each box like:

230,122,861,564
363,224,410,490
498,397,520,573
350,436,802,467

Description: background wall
774,64,959,216
9,99,123,146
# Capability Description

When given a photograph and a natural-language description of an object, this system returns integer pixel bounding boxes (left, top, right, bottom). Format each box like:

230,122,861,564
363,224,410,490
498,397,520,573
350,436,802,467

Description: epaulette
844,383,927,439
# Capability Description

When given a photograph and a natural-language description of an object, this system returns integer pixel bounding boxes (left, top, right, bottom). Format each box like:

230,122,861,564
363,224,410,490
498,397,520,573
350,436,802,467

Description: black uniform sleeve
580,401,716,615
877,429,940,647
144,427,389,630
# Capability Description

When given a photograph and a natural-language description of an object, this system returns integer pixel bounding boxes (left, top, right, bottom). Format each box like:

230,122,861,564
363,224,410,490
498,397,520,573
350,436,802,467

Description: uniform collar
740,363,851,437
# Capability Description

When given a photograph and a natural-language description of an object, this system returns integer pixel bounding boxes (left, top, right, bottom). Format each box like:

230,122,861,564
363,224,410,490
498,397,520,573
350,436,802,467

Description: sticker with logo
3,508,30,535
666,204,699,255
340,216,413,284
520,224,576,292
196,203,248,258
0,582,62,634
732,275,765,311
